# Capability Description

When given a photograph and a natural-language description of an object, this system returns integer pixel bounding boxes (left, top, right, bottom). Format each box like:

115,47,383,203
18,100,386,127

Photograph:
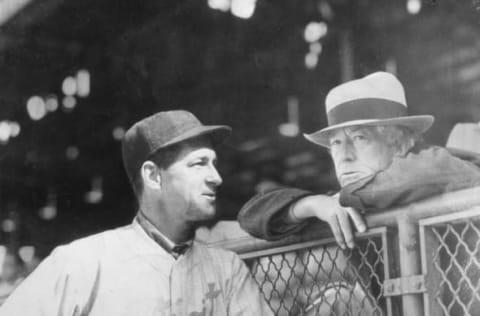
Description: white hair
375,125,421,156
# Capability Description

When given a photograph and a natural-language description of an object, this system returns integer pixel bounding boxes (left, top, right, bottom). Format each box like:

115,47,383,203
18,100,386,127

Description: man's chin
340,173,370,187
201,205,217,219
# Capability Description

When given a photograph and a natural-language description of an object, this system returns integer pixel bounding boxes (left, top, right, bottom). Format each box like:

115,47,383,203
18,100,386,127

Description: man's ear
140,161,161,190
394,138,415,157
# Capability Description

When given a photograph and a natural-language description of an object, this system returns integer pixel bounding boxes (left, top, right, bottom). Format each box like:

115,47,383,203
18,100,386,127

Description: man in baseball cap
1,110,273,316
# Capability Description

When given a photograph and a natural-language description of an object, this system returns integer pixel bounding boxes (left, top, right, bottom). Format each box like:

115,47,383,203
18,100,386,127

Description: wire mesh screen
427,217,480,315
244,235,388,316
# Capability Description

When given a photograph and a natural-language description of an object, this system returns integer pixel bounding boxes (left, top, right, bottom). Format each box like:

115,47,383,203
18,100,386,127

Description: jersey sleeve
0,245,100,316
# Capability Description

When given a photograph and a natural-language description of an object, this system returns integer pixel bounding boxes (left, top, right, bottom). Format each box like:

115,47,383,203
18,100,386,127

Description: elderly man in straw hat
237,72,480,315
238,71,480,246
0,110,273,316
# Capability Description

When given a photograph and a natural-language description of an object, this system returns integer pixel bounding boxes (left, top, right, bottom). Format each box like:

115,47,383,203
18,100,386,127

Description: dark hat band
328,98,408,126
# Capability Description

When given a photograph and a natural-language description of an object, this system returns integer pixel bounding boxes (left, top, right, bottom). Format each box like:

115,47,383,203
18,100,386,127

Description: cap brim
161,125,232,149
304,115,434,148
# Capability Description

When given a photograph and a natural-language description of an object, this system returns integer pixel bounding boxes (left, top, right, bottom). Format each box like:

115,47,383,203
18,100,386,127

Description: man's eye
190,159,208,167
330,139,341,146
352,134,366,141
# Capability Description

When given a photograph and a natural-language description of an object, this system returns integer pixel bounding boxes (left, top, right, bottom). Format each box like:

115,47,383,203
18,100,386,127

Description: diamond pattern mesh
240,213,480,315
245,237,387,316
428,219,480,316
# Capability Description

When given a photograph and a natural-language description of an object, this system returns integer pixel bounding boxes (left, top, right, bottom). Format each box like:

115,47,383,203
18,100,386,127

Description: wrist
294,194,338,219
290,195,316,220
284,200,300,223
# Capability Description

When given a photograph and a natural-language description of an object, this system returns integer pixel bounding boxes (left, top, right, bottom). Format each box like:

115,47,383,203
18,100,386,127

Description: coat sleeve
0,245,100,316
237,187,313,241
339,146,480,211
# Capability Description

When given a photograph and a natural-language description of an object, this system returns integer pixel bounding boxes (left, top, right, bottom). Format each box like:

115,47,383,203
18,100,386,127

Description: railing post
397,216,424,316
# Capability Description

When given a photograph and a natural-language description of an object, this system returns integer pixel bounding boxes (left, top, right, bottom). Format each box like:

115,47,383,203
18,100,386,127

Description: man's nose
207,165,223,186
337,141,356,162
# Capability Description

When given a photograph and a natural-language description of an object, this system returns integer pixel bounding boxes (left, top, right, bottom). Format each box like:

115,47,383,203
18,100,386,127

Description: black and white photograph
0,0,479,315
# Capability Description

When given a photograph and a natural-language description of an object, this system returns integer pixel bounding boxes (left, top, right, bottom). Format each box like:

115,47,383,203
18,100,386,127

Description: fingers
328,214,347,250
337,209,355,249
305,194,367,250
332,207,367,250
346,208,367,233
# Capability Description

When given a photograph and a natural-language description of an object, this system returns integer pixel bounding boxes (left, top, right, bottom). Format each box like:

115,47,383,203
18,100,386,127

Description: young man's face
159,137,222,222
328,126,397,187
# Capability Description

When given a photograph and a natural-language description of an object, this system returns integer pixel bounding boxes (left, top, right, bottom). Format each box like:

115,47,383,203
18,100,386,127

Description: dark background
0,0,480,257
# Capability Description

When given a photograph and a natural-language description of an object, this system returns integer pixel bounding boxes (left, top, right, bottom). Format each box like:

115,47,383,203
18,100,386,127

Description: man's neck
139,205,194,244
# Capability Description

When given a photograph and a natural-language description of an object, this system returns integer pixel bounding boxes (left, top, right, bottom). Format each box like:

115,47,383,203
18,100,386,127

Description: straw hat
304,71,434,147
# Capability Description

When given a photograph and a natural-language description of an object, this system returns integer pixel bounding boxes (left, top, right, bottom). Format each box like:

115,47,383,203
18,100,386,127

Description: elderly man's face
329,126,397,187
